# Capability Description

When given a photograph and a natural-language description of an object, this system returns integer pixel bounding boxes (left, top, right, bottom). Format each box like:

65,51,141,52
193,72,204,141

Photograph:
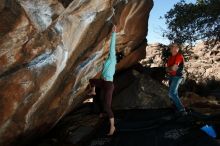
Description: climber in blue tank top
88,25,117,136
101,29,116,81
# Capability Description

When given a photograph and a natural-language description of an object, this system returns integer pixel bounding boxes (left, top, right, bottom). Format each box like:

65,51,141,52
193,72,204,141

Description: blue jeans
168,76,185,112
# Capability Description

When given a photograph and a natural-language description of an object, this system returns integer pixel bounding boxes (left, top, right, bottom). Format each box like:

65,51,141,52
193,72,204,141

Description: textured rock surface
186,43,220,81
0,0,153,145
36,104,101,146
182,92,220,114
112,69,171,110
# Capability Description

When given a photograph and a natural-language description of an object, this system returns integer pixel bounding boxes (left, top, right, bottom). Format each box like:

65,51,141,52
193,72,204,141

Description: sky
147,0,196,45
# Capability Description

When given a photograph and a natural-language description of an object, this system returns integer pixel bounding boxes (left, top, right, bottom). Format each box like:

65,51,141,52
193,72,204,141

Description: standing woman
88,25,117,135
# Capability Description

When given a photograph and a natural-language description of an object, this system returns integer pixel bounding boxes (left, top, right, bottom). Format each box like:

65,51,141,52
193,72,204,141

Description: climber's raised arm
109,25,116,61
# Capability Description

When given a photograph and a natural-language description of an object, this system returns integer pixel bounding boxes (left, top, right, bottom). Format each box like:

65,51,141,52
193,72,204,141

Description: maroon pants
89,79,114,118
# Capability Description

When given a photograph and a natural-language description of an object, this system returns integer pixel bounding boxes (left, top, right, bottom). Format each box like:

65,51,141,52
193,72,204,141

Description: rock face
186,42,220,82
0,0,153,145
112,69,171,110
36,104,102,146
182,92,220,114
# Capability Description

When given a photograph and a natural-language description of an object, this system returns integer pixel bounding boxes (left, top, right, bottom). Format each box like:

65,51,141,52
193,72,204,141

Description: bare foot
107,126,116,136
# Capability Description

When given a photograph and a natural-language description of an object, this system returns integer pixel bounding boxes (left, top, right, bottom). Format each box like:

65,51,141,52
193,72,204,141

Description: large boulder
112,69,171,110
0,0,153,145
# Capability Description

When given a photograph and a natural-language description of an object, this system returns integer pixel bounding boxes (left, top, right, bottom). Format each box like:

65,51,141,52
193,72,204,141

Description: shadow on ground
87,109,220,146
